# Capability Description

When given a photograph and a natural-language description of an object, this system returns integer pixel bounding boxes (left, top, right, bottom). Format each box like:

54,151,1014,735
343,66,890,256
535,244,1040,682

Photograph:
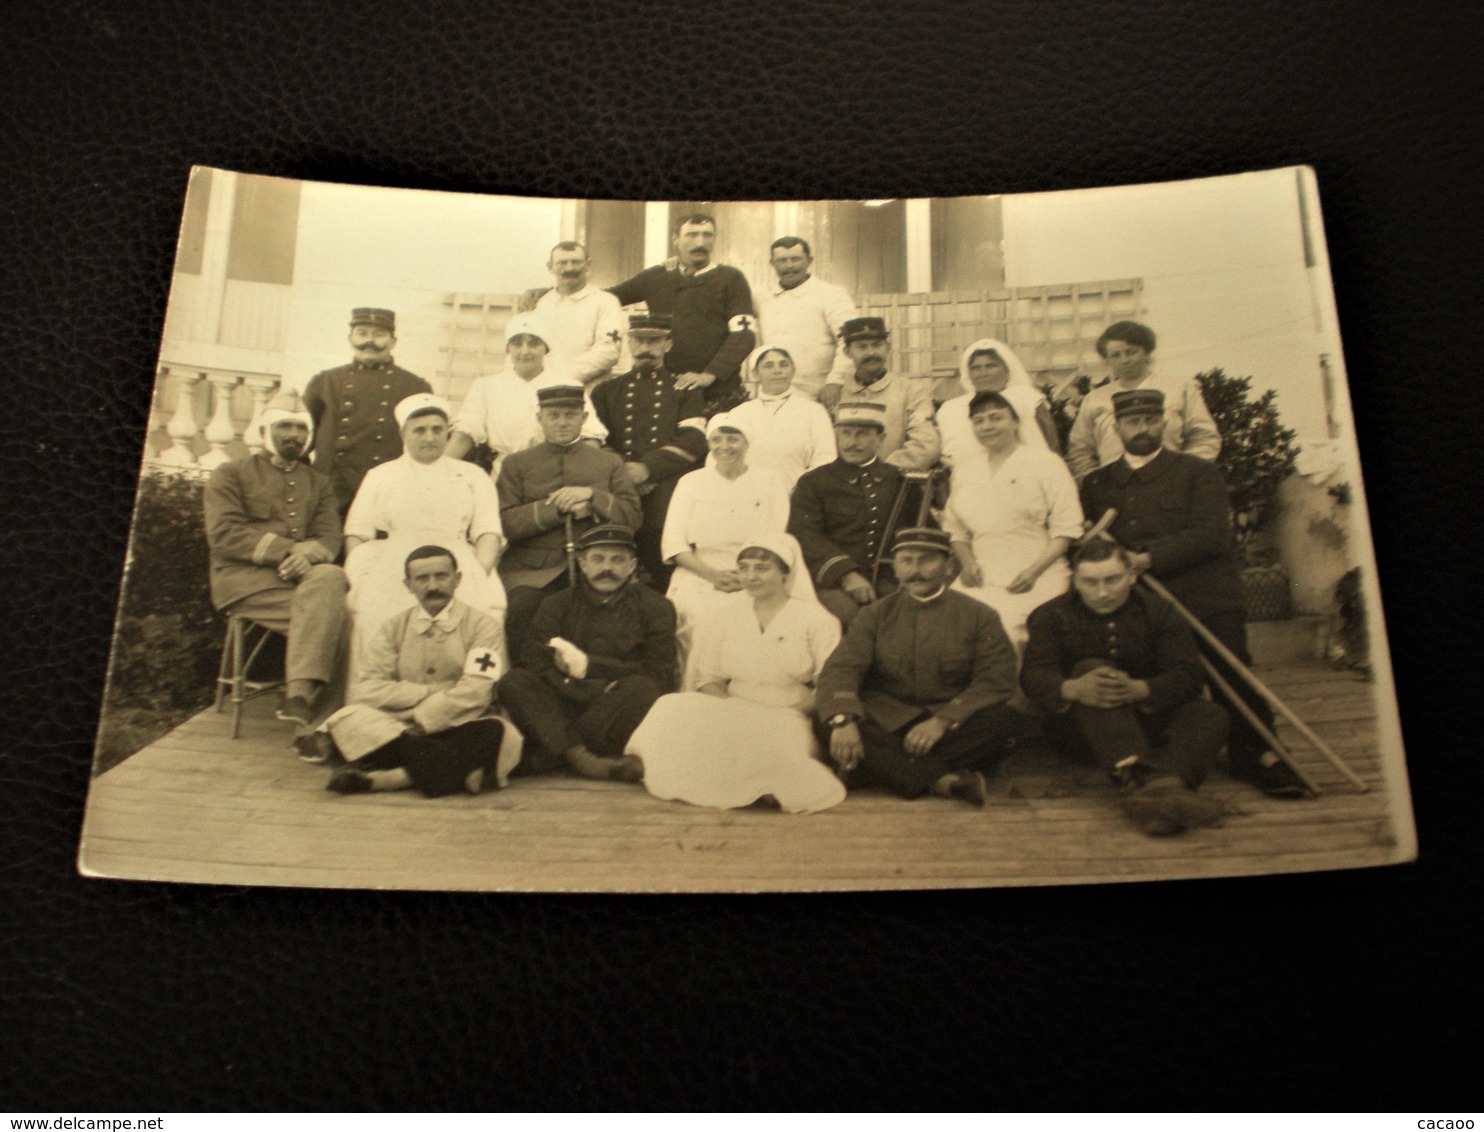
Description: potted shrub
1194,368,1301,620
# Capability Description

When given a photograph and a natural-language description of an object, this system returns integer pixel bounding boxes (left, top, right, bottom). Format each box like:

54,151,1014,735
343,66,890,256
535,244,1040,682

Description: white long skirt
629,693,846,814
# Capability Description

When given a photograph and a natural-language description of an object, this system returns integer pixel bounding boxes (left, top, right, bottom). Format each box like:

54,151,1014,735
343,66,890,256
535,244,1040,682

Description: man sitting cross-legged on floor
1020,539,1230,836
497,524,676,784
813,527,1026,807
320,545,522,797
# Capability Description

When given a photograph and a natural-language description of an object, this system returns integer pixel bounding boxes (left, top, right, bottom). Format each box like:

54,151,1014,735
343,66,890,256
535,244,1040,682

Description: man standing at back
754,236,858,400
533,241,627,387
608,213,757,416
302,307,432,513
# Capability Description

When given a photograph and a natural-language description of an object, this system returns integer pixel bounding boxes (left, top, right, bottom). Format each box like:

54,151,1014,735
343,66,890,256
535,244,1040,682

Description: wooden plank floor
78,659,1415,892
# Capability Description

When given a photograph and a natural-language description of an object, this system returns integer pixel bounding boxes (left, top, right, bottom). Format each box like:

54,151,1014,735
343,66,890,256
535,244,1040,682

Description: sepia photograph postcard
76,165,1415,893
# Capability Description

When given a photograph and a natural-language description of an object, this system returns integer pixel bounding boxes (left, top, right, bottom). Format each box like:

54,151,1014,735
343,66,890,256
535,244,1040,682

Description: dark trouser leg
573,675,664,758
1198,611,1276,767
637,487,674,589
399,719,506,797
497,668,579,773
850,705,1024,799
505,578,568,654
1157,700,1228,789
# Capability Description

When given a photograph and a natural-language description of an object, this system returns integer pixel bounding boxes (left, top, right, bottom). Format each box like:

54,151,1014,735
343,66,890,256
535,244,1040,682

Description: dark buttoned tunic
609,264,757,413
496,440,643,590
202,452,342,609
1079,448,1243,620
816,587,1018,728
1020,587,1205,717
788,458,927,592
301,358,432,511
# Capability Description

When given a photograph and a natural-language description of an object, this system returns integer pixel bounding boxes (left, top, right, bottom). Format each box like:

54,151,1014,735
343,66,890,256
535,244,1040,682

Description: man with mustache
753,236,859,399
320,545,520,796
531,241,627,387
496,384,642,647
302,307,432,513
788,401,932,627
589,314,709,586
1079,388,1310,799
815,528,1024,807
201,391,349,757
497,524,676,782
822,317,940,470
1021,539,1230,836
608,213,757,416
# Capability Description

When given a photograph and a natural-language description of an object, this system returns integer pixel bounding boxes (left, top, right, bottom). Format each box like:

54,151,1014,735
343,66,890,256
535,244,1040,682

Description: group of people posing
200,213,1308,838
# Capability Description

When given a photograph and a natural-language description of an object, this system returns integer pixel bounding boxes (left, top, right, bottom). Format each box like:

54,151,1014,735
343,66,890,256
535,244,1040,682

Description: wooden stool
215,615,285,738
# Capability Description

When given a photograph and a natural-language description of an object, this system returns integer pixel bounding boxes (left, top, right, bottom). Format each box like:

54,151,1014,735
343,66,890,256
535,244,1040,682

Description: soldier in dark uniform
588,314,708,587
1079,388,1311,799
497,524,676,783
788,401,932,627
1021,539,1230,836
608,213,756,417
496,384,643,647
301,307,432,513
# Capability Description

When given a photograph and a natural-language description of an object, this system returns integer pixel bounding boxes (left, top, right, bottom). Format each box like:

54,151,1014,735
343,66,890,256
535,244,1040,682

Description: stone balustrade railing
147,363,281,471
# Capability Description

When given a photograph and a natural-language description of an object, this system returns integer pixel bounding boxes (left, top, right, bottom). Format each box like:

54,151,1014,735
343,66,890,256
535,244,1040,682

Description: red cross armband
728,314,755,334
463,646,502,681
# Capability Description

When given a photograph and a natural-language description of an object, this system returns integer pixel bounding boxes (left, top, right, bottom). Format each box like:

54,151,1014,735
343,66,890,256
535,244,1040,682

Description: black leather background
3,0,1477,1111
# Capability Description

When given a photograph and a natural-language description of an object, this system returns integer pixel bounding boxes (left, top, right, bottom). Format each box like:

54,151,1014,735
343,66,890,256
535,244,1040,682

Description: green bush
1195,369,1301,556
95,470,223,774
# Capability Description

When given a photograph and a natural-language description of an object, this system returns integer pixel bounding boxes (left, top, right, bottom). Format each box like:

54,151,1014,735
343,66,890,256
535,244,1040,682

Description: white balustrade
199,373,242,468
158,368,204,467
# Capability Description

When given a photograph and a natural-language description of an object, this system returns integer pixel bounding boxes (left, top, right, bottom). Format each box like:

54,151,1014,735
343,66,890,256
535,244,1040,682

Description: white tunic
720,393,837,490
1065,366,1221,479
942,444,1084,650
754,274,859,398
661,464,792,684
533,284,626,385
629,597,847,813
343,455,509,672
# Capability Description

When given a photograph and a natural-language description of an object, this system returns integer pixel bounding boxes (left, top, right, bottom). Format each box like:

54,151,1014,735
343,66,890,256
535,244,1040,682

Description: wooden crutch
1197,655,1324,797
1083,508,1369,793
1140,571,1369,793
563,513,578,587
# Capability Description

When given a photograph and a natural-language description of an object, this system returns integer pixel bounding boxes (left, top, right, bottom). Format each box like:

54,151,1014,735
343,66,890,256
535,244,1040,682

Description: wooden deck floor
78,658,1415,893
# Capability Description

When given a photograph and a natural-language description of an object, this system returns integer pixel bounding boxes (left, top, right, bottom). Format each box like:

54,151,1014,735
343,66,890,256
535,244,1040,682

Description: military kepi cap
536,385,586,408
1111,388,1167,418
576,523,637,551
350,307,396,332
834,401,888,431
628,313,672,335
891,527,952,555
840,315,889,344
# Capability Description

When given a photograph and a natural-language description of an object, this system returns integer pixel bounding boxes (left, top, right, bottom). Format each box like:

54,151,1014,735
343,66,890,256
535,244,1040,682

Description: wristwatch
828,713,857,728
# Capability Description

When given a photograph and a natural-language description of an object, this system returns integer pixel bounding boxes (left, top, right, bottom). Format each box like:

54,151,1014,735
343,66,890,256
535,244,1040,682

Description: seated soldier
320,545,521,797
201,391,349,758
814,528,1025,806
788,401,932,628
496,384,642,648
498,524,676,783
1021,540,1231,836
1079,387,1309,798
